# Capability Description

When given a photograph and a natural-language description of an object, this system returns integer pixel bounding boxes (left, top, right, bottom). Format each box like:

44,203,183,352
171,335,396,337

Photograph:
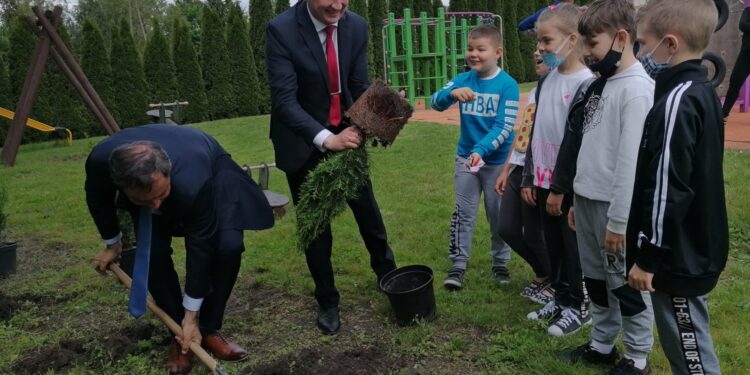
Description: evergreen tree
80,18,113,136
172,19,209,123
412,0,433,15
432,0,444,15
0,55,11,144
275,0,290,14
144,20,179,104
368,0,388,80
110,19,149,128
498,0,525,81
7,16,35,103
390,0,413,17
33,24,87,142
249,0,274,113
349,0,368,22
227,3,260,116
449,0,467,12
201,5,236,119
517,0,538,81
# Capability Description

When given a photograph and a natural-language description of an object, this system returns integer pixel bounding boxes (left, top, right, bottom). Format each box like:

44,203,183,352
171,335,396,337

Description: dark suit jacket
85,124,274,297
266,1,370,173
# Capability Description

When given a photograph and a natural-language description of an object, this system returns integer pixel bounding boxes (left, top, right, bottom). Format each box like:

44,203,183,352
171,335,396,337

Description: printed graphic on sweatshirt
513,103,536,152
531,140,560,187
582,94,605,134
461,93,501,117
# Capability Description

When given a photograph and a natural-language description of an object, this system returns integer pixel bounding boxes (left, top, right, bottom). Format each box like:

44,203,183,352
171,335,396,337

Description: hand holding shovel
107,263,231,375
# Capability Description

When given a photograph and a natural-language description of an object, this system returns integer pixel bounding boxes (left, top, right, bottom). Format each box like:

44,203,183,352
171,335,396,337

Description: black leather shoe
316,307,340,335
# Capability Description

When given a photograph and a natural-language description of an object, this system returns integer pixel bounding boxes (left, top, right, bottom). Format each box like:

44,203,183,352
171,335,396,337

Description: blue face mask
541,36,571,70
638,38,673,79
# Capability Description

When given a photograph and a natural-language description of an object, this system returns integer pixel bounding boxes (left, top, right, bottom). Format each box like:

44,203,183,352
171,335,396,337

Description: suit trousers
287,150,396,309
130,209,244,336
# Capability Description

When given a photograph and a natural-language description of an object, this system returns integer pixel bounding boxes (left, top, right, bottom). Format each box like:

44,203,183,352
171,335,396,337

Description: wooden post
32,6,120,134
0,8,60,167
22,17,115,135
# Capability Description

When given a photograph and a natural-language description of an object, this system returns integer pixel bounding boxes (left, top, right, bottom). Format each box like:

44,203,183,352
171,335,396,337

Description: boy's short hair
578,0,635,41
469,25,502,48
636,0,717,53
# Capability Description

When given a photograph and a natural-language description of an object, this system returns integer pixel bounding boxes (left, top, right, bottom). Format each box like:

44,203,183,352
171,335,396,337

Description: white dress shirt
307,5,341,151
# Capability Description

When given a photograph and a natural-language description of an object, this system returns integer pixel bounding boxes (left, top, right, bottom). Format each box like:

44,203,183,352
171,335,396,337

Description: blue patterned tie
128,207,152,318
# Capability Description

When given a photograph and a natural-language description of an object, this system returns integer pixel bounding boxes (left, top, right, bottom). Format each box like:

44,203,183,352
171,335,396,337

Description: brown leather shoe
165,343,193,374
201,332,248,362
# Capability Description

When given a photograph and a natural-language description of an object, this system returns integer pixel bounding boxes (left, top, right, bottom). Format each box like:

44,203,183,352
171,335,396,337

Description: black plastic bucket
379,265,437,326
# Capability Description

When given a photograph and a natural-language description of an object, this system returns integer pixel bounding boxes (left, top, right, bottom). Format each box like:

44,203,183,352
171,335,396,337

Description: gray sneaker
492,266,511,284
443,267,465,290
548,308,592,337
527,300,562,321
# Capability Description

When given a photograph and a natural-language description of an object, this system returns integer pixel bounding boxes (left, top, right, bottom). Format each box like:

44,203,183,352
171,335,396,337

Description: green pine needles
295,146,370,251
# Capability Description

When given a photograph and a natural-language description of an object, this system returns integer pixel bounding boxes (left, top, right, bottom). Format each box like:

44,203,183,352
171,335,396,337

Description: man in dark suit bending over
266,0,397,334
86,124,274,374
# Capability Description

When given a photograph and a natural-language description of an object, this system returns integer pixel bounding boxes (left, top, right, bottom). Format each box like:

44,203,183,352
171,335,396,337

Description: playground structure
1,6,119,167
383,8,502,106
0,107,72,145
146,101,189,124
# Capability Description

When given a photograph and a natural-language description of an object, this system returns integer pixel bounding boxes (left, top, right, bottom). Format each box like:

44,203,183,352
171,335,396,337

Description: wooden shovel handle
108,263,228,375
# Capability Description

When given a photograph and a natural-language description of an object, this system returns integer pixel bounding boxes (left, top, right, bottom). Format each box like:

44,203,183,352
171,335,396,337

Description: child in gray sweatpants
430,26,519,290
554,1,656,372
626,1,728,374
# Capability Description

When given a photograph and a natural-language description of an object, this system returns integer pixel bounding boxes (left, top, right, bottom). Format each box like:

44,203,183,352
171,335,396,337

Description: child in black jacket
628,1,728,374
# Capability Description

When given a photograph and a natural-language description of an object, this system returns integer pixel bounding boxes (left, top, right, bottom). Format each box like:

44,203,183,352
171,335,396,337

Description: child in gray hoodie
552,1,656,374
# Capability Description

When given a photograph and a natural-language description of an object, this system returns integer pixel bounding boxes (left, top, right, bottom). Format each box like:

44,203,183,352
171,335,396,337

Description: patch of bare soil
8,322,162,374
0,291,19,321
10,339,87,374
250,346,406,375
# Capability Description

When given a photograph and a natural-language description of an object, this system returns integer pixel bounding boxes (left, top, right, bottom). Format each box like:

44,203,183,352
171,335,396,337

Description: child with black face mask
552,1,656,374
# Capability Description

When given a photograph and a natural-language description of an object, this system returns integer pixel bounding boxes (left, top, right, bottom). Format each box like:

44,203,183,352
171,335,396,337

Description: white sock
625,355,648,370
590,340,614,354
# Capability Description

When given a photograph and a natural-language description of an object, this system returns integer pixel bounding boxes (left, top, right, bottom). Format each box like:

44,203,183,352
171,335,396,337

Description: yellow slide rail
0,106,73,145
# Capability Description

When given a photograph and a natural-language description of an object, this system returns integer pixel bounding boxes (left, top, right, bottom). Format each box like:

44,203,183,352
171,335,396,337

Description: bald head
109,141,171,192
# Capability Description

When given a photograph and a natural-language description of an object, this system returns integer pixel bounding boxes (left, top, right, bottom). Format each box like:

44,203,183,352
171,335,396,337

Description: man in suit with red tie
266,0,397,334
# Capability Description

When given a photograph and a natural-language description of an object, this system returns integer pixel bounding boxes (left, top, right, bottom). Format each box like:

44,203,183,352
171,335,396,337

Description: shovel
108,263,231,375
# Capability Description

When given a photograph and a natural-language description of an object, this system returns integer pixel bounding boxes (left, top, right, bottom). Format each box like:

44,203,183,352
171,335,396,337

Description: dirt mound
251,346,405,375
9,323,161,373
10,339,87,374
0,291,19,321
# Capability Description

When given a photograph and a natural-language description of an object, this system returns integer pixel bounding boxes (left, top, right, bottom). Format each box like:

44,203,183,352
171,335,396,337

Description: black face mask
587,35,623,78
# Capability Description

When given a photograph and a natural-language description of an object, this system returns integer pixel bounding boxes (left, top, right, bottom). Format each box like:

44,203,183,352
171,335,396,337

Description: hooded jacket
626,60,728,297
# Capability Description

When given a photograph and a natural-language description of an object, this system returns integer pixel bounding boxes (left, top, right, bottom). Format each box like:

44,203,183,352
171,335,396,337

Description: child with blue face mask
521,3,594,337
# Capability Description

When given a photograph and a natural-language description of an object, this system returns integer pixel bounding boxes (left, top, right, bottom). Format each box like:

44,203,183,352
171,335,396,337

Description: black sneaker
547,308,591,337
526,300,561,321
443,267,465,290
492,266,511,284
558,342,619,365
607,358,651,375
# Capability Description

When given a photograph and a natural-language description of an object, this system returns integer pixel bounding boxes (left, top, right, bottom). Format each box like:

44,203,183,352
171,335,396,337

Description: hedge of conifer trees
0,0,551,145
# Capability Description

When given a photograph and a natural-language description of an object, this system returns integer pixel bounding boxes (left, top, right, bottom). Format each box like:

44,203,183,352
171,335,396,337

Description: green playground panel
383,8,504,106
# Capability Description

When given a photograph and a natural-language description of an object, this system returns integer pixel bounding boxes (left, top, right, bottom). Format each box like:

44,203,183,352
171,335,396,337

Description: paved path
411,92,750,151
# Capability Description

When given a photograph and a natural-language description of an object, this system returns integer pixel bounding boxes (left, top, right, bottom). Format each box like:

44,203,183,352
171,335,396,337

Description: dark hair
578,0,635,40
109,141,171,191
468,25,502,48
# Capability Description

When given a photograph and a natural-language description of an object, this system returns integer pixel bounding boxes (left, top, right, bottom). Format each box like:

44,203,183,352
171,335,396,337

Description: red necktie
325,25,341,126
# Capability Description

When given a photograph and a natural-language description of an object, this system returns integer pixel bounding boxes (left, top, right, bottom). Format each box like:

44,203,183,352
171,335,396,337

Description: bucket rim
379,264,434,295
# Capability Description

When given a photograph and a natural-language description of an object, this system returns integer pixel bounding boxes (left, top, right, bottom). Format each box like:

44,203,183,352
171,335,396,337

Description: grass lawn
0,117,748,374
